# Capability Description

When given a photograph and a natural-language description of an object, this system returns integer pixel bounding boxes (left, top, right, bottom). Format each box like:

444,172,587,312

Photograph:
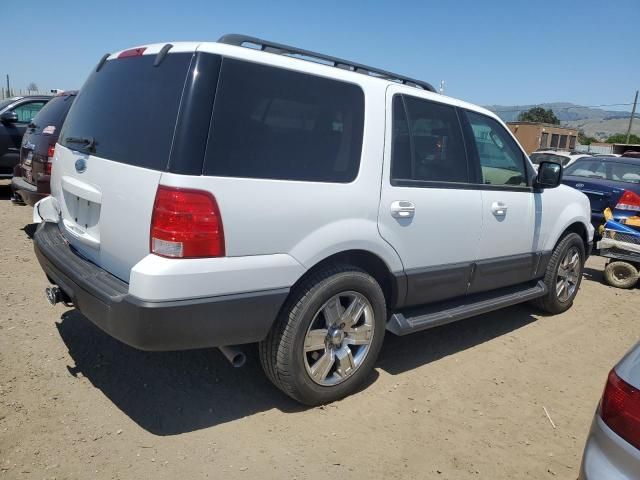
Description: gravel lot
1,179,638,479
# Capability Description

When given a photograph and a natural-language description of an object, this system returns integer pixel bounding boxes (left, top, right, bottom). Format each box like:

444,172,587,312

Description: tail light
118,47,147,58
45,145,55,175
150,186,224,258
600,369,640,450
615,190,640,211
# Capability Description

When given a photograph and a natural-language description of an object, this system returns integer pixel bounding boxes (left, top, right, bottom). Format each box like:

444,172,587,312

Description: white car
32,34,594,405
529,150,593,169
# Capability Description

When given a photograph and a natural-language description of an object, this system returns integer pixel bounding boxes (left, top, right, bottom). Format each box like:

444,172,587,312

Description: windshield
529,153,569,166
0,98,16,111
565,159,640,184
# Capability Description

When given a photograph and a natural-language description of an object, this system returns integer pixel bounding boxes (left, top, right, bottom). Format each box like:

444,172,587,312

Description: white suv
32,35,594,405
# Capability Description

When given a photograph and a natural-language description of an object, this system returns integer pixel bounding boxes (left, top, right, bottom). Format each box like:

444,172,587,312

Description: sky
2,0,639,110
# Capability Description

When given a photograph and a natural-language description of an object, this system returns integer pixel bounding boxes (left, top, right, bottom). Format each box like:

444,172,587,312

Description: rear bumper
33,222,288,351
11,175,49,206
579,414,640,479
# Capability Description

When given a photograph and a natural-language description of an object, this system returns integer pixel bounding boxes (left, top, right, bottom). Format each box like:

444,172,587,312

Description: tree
517,107,560,125
27,82,38,93
606,133,640,144
578,131,598,145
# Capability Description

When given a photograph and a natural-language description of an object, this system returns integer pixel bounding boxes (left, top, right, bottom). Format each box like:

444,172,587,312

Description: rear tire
259,264,386,406
604,261,639,289
533,233,585,314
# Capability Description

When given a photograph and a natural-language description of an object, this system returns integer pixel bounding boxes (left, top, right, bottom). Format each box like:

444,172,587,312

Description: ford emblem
75,158,87,173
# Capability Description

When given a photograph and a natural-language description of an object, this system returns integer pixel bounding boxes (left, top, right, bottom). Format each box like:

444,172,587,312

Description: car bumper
11,175,49,206
579,414,640,479
33,222,288,351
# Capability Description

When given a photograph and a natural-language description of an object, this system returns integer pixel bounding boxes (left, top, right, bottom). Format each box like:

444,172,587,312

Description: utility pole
5,74,9,99
626,90,639,144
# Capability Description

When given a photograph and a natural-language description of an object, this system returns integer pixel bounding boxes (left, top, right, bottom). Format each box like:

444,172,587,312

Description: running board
387,280,547,336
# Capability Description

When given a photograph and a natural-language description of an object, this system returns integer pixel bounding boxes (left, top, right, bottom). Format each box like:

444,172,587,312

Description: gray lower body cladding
33,222,288,351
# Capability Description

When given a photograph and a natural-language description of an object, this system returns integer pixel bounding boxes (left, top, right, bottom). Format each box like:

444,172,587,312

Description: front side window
391,95,468,183
12,101,47,123
204,59,364,182
466,111,527,187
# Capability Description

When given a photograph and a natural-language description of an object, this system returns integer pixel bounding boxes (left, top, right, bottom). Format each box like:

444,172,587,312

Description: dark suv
0,95,51,178
11,92,76,205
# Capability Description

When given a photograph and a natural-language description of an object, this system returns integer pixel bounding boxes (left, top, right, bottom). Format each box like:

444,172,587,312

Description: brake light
46,145,55,175
600,369,640,450
118,47,147,58
616,190,640,211
150,186,224,258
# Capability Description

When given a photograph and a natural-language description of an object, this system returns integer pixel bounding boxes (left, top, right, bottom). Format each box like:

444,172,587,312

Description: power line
488,102,635,114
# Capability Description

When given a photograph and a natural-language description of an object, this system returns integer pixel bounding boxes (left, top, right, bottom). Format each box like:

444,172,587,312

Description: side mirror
0,111,18,124
535,161,562,189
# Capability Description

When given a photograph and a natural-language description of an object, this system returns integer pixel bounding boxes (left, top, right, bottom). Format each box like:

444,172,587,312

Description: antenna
439,80,445,95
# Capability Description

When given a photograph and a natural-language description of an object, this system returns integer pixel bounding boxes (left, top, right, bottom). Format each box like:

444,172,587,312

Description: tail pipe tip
45,286,71,306
218,345,246,368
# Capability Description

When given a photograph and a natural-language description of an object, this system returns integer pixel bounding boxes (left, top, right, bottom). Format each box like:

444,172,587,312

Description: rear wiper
66,136,96,151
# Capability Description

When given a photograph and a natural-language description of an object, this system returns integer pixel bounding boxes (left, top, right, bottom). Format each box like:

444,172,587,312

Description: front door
462,110,538,293
377,88,482,307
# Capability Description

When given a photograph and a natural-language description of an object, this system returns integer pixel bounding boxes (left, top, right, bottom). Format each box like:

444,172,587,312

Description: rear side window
391,95,469,184
59,53,192,170
465,111,528,187
203,59,364,182
31,95,75,129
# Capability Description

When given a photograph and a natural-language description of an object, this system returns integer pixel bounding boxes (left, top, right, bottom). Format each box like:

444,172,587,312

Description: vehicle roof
104,41,501,122
572,155,640,164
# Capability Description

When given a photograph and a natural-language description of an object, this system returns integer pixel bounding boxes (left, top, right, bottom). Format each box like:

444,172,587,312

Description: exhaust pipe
45,286,71,306
218,345,246,368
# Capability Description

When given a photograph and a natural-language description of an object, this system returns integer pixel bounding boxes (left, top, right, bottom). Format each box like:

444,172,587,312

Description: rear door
52,48,206,282
377,88,482,307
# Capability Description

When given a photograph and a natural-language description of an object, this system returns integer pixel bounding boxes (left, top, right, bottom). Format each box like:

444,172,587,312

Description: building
507,122,578,155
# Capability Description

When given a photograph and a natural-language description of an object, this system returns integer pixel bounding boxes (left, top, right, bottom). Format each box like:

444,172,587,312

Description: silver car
579,342,640,479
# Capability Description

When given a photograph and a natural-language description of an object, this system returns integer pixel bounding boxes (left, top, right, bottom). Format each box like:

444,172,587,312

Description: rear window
32,95,75,130
203,58,364,182
59,53,192,170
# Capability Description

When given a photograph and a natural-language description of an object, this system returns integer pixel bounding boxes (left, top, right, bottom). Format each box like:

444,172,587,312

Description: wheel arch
290,249,405,310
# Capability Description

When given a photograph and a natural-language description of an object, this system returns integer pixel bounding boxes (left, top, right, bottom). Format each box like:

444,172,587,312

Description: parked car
529,150,592,169
579,342,640,479
562,156,640,233
11,91,77,205
0,95,51,178
31,35,593,405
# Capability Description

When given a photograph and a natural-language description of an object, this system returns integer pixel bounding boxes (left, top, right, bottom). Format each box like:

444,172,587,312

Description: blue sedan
562,156,640,233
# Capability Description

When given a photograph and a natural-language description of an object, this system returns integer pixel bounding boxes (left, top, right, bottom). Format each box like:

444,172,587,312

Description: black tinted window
466,111,527,187
32,95,75,129
203,59,364,182
60,53,192,170
391,95,469,183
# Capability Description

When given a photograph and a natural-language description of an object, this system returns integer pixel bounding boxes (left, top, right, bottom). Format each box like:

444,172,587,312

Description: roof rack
217,34,436,93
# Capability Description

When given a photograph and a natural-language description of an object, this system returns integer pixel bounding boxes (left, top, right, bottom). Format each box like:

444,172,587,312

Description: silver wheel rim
303,291,375,386
556,247,581,302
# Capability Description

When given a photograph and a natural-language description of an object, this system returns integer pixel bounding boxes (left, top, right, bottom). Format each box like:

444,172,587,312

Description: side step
387,280,547,336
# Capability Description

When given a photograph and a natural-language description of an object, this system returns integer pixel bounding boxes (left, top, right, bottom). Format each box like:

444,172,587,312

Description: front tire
259,265,386,405
534,232,585,314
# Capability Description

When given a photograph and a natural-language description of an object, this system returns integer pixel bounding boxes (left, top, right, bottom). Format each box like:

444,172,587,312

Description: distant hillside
485,102,640,141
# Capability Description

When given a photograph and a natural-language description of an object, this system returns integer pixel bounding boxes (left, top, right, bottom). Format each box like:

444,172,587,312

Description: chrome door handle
390,200,415,218
491,201,508,216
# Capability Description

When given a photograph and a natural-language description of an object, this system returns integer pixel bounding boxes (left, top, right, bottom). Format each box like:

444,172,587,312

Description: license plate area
63,191,101,230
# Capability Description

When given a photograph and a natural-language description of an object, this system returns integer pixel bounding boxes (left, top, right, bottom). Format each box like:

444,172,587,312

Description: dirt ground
1,179,638,480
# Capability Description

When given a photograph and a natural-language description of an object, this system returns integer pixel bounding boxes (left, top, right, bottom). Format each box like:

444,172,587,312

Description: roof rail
217,34,436,93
